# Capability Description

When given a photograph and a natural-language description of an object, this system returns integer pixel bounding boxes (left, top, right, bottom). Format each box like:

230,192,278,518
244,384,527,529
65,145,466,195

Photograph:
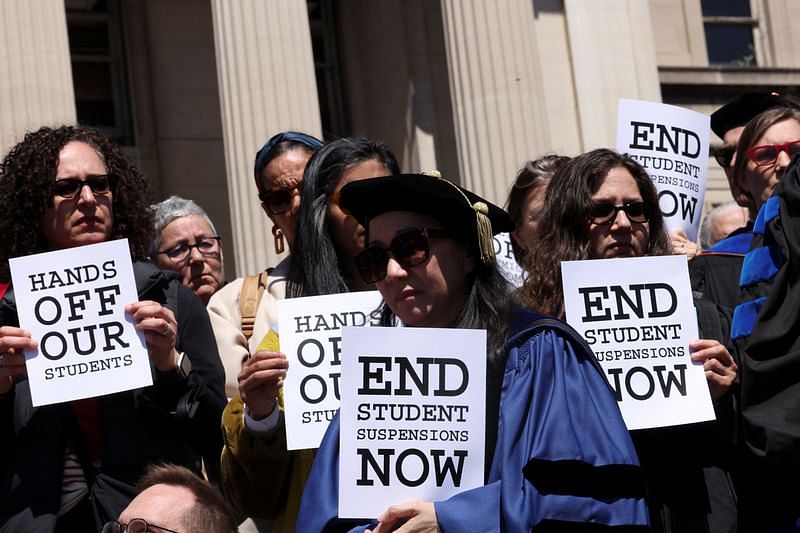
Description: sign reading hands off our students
338,326,486,519
617,99,710,242
9,239,151,406
562,255,714,430
278,291,383,450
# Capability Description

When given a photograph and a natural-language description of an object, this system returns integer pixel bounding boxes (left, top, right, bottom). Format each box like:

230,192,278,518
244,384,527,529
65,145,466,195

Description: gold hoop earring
272,226,285,254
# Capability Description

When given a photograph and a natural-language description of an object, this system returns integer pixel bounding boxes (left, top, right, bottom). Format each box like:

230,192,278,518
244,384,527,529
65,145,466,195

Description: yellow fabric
220,329,315,532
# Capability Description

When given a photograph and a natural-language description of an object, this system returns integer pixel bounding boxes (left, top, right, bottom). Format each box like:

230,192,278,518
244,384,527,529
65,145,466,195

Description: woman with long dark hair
219,136,400,532
297,172,649,531
522,148,738,532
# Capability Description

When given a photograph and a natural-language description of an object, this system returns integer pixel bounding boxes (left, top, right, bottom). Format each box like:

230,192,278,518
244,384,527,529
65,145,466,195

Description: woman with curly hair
0,125,226,532
522,149,738,532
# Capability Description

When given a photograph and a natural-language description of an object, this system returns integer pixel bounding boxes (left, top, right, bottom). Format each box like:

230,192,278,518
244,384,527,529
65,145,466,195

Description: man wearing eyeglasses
689,92,797,309
150,196,225,306
104,464,237,533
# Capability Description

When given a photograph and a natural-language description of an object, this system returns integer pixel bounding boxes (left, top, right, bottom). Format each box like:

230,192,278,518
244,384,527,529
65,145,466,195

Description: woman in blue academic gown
296,172,649,532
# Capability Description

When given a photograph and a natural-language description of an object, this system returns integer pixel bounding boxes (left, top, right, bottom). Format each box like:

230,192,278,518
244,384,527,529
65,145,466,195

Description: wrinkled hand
690,339,737,401
238,350,288,420
125,301,178,372
368,500,438,533
0,326,36,394
671,228,698,260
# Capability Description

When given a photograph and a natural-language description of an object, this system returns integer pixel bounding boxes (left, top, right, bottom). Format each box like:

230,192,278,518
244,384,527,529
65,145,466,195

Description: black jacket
0,262,226,532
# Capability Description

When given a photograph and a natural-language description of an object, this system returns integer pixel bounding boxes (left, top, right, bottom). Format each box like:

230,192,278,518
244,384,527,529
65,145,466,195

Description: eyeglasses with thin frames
354,227,450,284
157,236,221,263
589,202,655,225
53,175,116,199
101,518,180,533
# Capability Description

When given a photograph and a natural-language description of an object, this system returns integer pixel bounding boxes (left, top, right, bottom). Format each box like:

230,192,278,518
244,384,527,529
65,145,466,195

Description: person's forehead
119,484,195,523
162,214,214,239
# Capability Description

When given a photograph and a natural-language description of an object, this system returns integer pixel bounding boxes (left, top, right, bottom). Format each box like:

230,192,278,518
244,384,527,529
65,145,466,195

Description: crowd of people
1,90,799,532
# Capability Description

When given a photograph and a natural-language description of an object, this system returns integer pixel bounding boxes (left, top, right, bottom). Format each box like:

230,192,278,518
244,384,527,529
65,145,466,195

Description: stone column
0,0,76,155
211,0,322,276
440,0,550,205
564,0,662,150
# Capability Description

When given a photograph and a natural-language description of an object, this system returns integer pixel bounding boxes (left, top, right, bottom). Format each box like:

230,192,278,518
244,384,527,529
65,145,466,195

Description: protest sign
562,255,714,430
493,232,524,287
278,291,383,450
8,239,151,406
338,326,486,519
617,99,710,241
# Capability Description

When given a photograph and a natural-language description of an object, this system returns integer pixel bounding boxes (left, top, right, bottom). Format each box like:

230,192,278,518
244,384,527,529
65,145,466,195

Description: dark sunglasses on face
713,147,735,168
101,518,179,533
53,175,115,199
589,202,655,225
355,227,450,284
258,187,296,215
157,236,221,262
747,139,800,166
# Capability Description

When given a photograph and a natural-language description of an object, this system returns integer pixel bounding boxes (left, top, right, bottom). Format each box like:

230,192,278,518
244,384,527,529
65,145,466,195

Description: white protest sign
562,255,714,430
8,239,151,406
339,326,486,519
616,99,709,241
278,291,383,450
493,232,525,287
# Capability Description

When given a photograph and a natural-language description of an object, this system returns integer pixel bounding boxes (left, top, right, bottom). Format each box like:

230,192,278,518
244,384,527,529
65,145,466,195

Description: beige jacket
207,257,289,398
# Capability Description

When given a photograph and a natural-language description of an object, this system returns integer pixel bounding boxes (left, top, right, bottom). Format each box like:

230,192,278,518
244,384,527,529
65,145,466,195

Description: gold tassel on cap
425,170,496,265
472,201,495,265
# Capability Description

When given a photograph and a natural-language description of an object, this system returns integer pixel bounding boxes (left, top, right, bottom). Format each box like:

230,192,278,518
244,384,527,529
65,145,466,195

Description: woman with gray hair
150,195,224,305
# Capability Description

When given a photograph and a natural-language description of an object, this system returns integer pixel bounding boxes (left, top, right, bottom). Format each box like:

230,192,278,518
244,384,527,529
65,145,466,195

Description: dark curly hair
521,148,671,316
0,125,154,281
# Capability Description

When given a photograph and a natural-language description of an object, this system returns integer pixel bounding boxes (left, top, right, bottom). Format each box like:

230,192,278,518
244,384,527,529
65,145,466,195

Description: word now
356,448,468,487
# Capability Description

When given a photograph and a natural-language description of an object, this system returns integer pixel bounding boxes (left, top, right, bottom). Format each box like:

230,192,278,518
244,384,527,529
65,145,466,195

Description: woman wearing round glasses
150,196,224,305
297,172,649,531
0,126,226,531
522,149,738,532
732,106,800,216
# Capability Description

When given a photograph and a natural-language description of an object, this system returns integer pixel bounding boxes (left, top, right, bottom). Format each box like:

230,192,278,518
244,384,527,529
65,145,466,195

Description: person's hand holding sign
0,326,37,394
238,350,288,420
368,500,438,533
690,339,737,402
125,300,180,372
670,228,698,260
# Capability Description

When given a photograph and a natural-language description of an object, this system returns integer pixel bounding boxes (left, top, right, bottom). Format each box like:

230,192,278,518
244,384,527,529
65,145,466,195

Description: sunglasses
258,187,296,215
713,147,735,168
53,175,115,199
589,202,655,225
747,139,800,166
355,227,450,284
157,236,221,262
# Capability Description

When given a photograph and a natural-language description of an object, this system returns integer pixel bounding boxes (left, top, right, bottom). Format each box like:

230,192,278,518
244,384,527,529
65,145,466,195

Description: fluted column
211,0,322,276
440,0,549,205
564,0,662,150
0,0,76,155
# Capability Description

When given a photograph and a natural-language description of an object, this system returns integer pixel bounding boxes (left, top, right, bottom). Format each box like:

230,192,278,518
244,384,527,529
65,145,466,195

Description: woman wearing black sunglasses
217,137,400,532
0,126,226,531
296,172,650,531
522,149,738,533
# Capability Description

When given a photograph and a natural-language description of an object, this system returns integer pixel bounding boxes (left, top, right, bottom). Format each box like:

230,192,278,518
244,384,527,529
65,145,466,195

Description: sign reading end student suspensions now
617,98,710,242
562,255,714,430
9,239,151,406
338,326,486,519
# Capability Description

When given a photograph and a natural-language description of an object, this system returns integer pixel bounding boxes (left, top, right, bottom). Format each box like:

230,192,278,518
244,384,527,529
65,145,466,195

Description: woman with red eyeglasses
296,172,649,532
523,149,738,532
732,106,800,217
